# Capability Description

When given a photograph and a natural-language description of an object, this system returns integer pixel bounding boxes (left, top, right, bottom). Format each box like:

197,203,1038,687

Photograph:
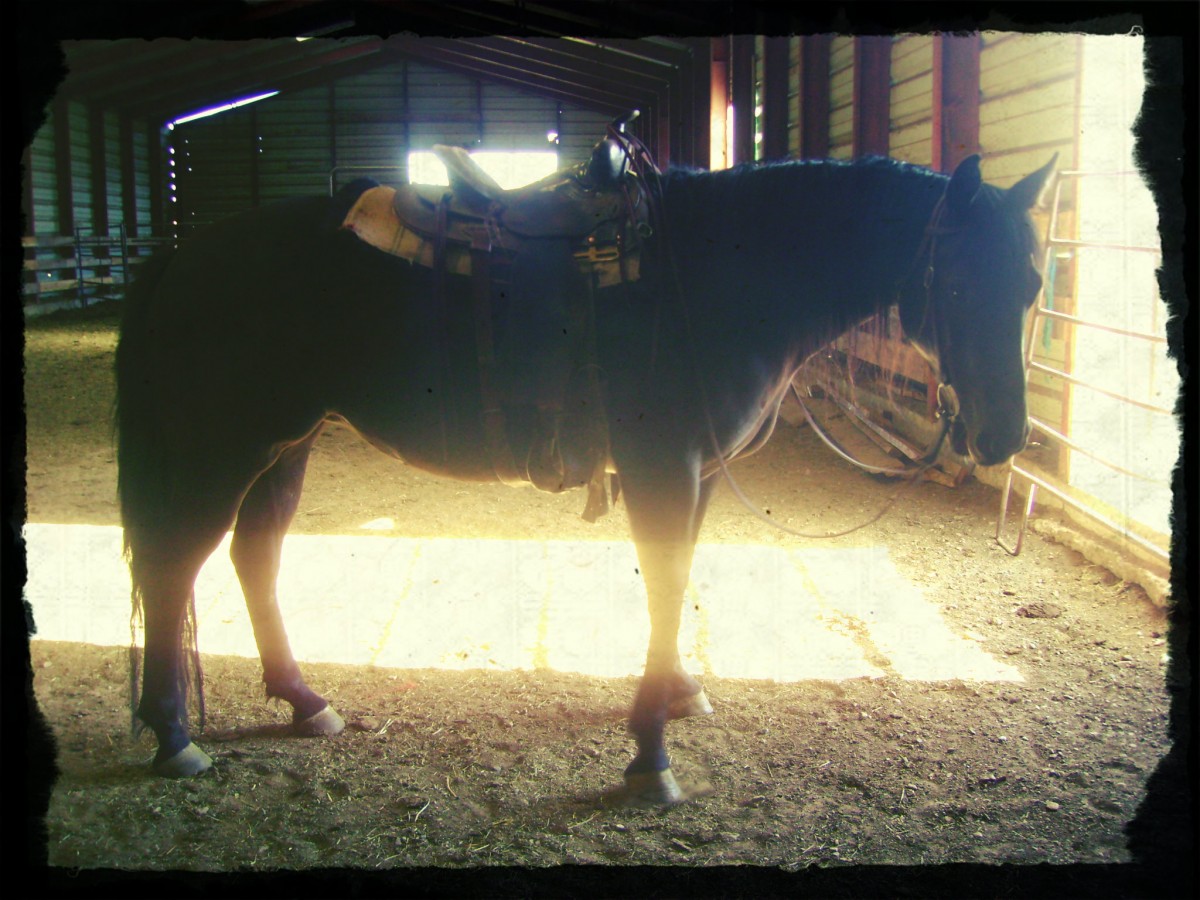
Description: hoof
153,742,213,778
668,688,714,720
605,768,714,807
293,705,345,737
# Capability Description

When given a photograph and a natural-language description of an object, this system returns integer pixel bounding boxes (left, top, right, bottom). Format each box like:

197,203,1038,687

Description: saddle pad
341,185,471,276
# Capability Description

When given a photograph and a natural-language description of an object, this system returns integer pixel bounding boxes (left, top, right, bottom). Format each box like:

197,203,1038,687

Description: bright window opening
1070,35,1178,538
408,150,558,190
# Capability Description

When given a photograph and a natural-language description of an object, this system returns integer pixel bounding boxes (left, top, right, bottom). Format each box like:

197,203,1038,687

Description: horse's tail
114,246,206,737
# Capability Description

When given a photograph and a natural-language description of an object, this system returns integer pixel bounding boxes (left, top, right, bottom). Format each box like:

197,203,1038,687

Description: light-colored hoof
153,742,213,778
293,705,345,737
668,688,714,720
623,768,687,806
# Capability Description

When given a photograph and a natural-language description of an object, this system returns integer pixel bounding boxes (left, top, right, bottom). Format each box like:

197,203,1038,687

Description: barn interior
14,2,1191,889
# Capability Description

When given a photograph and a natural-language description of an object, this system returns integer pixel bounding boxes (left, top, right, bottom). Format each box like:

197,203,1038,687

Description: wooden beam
799,35,831,160
710,36,729,169
852,36,891,158
935,33,981,172
729,35,755,166
761,37,790,161
684,37,711,169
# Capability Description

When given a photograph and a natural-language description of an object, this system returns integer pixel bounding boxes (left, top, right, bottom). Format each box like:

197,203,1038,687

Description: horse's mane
659,156,948,219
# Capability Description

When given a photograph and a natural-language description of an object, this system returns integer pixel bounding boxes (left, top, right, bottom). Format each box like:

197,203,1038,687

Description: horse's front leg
230,433,345,737
618,462,717,804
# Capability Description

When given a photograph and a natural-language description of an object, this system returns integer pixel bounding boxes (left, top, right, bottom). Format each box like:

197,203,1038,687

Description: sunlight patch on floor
22,524,1021,683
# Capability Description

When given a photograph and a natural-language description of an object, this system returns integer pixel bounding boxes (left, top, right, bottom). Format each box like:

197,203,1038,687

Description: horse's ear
945,154,983,215
1006,153,1058,211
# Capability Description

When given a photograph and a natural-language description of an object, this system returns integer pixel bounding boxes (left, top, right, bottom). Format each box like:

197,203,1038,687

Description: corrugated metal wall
23,53,624,308
171,59,614,233
28,124,59,235
24,99,153,305
787,38,802,157
131,126,154,236
980,33,1081,458
27,102,158,238
889,36,934,166
66,102,93,232
173,111,254,235
828,37,855,160
979,33,1079,188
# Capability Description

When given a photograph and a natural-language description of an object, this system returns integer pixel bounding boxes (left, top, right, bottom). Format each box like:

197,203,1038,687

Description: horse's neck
665,163,943,368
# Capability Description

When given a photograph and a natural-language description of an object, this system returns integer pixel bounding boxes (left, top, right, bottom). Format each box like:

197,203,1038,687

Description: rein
791,380,959,477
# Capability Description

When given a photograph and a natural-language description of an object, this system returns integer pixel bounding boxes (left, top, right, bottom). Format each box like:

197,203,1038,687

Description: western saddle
340,112,656,520
342,112,650,286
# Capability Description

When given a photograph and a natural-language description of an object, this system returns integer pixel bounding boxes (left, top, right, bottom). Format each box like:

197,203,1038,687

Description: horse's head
899,154,1056,467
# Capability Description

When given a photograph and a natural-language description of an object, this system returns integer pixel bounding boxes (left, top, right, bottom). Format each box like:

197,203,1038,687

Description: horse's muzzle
965,419,1031,467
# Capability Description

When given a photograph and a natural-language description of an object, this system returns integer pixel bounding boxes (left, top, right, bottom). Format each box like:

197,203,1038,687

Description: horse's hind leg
229,430,345,737
133,525,231,777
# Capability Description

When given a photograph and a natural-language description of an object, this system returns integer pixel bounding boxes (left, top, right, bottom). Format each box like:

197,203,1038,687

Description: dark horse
116,152,1053,803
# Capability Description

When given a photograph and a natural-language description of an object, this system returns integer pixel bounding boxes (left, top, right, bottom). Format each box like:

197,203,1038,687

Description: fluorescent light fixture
171,90,280,126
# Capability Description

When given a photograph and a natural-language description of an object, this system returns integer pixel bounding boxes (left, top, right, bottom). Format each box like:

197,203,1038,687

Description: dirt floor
18,302,1187,891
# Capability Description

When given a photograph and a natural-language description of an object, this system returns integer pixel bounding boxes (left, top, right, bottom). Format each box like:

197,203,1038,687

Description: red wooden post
853,36,892,158
935,33,981,172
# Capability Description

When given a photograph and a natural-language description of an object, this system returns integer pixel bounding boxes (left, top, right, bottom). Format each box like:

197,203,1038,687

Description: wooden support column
761,36,790,161
933,33,981,172
852,36,892,158
710,36,729,169
677,38,708,169
798,35,831,160
729,35,756,166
